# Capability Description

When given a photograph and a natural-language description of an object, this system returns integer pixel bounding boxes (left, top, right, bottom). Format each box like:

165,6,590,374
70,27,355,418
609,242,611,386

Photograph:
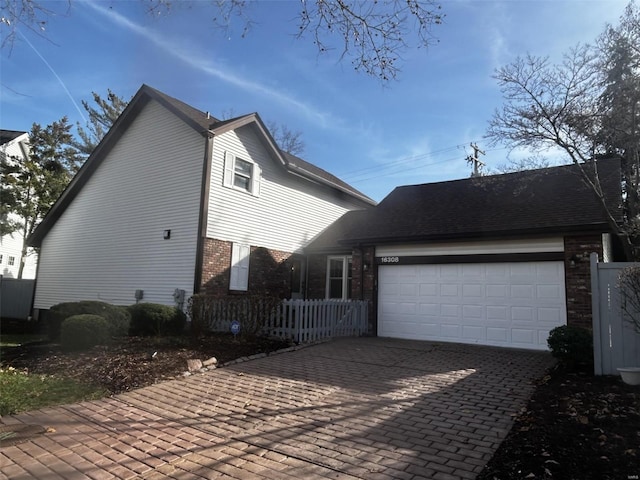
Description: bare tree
0,0,71,49
492,154,551,174
486,2,640,259
618,265,640,332
221,109,305,155
2,0,444,82
266,121,305,156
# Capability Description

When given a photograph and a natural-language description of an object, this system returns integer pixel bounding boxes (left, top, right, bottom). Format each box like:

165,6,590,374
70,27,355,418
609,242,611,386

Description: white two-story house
1,130,38,279
28,85,375,316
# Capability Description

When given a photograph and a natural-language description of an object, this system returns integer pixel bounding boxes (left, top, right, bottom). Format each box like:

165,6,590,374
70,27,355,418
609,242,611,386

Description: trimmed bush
128,303,186,336
547,325,593,368
47,301,131,341
60,314,110,351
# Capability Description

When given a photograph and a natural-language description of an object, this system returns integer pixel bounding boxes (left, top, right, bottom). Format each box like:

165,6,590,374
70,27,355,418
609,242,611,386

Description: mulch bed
0,334,291,394
2,337,639,479
478,364,640,480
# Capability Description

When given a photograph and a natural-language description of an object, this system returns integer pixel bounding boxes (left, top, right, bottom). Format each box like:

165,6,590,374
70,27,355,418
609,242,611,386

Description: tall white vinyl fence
193,297,368,343
590,253,640,375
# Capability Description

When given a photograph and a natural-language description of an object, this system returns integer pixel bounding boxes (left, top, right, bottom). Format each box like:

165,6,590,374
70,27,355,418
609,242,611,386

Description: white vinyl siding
0,231,38,279
229,243,250,291
208,126,366,253
34,100,204,309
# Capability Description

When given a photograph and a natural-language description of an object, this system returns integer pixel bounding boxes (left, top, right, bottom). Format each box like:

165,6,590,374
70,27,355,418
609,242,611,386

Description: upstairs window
8,256,15,266
223,152,261,197
326,256,352,300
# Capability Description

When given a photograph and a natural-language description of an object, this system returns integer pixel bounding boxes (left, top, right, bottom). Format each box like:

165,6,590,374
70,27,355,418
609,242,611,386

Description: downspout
359,244,365,301
304,255,310,299
193,131,215,295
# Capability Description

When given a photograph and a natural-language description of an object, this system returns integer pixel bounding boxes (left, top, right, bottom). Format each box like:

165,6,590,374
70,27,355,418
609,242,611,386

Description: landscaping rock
186,359,203,372
203,357,218,367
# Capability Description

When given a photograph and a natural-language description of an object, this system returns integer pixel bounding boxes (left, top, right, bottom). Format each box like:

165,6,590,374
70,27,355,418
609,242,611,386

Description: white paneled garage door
378,262,566,350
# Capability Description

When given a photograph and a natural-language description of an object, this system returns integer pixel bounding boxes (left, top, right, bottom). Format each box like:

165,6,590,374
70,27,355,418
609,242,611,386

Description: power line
338,144,466,181
343,145,507,183
349,156,458,184
347,146,509,184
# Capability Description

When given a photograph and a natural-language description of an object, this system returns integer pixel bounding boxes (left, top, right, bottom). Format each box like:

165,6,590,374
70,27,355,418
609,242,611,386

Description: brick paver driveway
1,338,553,480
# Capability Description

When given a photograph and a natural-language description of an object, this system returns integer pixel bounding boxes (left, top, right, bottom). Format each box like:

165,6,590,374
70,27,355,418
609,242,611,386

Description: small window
0,254,3,264
234,158,253,191
223,152,261,197
8,256,15,266
326,256,352,300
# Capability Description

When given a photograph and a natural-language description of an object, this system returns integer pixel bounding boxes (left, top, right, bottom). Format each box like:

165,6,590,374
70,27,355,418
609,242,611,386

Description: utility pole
466,143,485,177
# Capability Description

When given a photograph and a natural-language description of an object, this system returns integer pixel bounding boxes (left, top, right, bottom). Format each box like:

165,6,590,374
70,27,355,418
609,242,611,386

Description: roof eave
336,222,614,247
286,164,376,206
29,85,210,247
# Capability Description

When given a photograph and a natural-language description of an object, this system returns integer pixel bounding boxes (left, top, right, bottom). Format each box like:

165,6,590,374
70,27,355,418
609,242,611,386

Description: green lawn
0,333,107,415
0,367,107,415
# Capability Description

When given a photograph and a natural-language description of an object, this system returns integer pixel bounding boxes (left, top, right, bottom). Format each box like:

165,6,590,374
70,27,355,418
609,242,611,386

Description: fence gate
590,253,640,375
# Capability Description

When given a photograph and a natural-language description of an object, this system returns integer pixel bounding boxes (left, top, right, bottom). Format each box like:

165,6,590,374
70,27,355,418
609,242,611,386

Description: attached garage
305,161,622,347
378,260,566,350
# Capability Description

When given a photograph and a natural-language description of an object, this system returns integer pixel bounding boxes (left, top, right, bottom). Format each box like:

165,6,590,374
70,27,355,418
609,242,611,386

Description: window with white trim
223,151,261,197
326,256,352,299
8,256,15,266
230,243,250,291
0,254,3,264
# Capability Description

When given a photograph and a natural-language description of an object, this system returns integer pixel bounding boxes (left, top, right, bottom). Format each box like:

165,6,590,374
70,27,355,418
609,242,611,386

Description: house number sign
379,256,400,264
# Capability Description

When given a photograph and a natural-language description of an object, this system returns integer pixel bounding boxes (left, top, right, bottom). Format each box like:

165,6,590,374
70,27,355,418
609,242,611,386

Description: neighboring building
28,85,375,315
306,161,623,350
0,130,38,279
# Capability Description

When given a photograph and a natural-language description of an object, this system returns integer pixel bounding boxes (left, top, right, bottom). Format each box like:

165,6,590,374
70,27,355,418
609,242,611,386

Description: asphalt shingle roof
308,160,622,251
0,129,27,145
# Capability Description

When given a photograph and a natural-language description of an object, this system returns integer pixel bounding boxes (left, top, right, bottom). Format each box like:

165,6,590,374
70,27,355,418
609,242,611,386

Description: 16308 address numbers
379,256,400,263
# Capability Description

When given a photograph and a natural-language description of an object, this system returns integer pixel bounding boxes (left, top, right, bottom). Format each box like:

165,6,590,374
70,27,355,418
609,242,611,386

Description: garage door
378,262,566,350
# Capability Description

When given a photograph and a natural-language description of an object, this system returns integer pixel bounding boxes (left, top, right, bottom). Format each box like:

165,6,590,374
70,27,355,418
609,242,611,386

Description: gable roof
307,160,622,251
0,130,28,145
28,84,374,247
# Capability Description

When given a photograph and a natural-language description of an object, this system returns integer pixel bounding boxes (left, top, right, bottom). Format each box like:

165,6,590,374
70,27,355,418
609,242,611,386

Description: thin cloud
18,30,86,123
81,1,334,128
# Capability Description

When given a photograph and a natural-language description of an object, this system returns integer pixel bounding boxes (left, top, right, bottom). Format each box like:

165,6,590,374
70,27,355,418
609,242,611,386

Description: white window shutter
223,151,235,188
230,243,250,291
251,163,261,197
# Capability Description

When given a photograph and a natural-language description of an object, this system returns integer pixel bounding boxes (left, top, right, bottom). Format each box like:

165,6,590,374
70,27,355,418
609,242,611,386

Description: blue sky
1,0,631,202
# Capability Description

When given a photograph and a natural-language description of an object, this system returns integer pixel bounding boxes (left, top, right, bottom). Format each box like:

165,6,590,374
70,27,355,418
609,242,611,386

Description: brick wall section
564,234,604,330
352,246,376,334
201,238,232,295
200,238,294,298
248,246,293,298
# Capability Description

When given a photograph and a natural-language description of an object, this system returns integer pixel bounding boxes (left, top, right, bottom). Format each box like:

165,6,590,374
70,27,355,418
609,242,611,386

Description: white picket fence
265,299,369,343
193,297,369,343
